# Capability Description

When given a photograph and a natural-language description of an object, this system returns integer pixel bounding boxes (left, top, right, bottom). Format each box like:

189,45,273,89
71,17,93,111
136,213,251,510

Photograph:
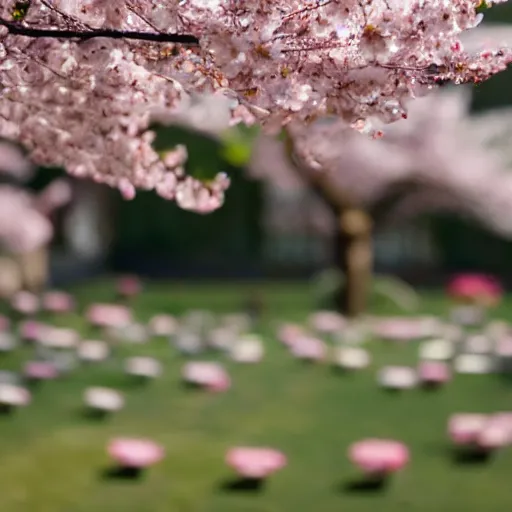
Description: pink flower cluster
23,361,58,381
182,361,231,392
19,320,45,341
449,412,512,451
226,447,287,479
0,187,52,255
108,438,164,468
372,317,429,341
447,274,503,306
117,275,142,299
250,86,512,239
11,291,40,315
0,1,510,210
418,361,451,386
349,439,409,476
85,303,133,329
0,164,71,254
42,291,75,313
290,336,327,361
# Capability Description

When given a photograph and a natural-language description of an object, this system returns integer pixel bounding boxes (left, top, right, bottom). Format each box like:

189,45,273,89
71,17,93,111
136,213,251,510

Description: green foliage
219,124,260,167
150,123,260,182
12,1,31,20
151,124,225,182
476,1,491,13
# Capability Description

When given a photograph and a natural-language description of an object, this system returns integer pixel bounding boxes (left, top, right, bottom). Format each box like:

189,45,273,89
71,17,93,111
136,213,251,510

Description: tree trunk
280,125,373,316
18,246,49,293
334,209,373,317
0,256,21,299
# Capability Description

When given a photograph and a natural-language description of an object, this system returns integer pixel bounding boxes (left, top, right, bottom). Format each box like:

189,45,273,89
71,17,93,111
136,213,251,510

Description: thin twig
40,0,94,30
126,3,163,33
282,0,334,21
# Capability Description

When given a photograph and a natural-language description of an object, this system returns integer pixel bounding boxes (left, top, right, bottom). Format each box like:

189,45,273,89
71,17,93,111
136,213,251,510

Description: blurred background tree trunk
281,126,378,316
18,246,49,293
334,209,373,317
0,255,21,298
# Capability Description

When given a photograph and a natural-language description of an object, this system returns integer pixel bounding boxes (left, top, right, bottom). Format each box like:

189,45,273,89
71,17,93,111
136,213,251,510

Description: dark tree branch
0,18,200,45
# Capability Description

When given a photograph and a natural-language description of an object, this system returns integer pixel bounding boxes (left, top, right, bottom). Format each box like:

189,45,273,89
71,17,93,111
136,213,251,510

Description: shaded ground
0,280,510,512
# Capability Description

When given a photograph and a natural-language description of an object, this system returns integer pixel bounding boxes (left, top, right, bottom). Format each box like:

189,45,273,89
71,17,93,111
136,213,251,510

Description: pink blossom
23,361,58,380
290,336,326,361
478,421,512,450
230,336,264,363
148,314,178,336
207,372,231,393
182,362,231,392
448,413,489,446
277,323,305,347
251,85,512,245
0,185,59,254
486,412,512,446
33,179,72,216
447,274,503,306
42,291,75,313
78,340,109,362
0,384,31,407
0,141,34,181
38,326,79,349
125,357,162,379
10,291,40,315
226,447,287,479
18,320,45,341
372,318,428,341
496,337,512,357
118,179,136,201
309,311,346,334
85,303,132,328
349,439,409,476
117,275,142,298
0,2,509,209
108,438,165,468
334,347,371,370
378,366,417,390
418,361,451,386
85,387,124,412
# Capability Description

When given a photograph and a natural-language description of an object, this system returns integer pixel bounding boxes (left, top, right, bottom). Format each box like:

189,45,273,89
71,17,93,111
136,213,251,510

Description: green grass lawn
0,280,511,512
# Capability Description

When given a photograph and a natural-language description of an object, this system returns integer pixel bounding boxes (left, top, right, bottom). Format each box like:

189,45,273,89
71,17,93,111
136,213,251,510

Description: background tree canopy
81,6,512,280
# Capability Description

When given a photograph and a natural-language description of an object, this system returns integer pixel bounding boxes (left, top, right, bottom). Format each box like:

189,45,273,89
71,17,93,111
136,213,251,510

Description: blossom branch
39,0,93,30
281,0,335,22
0,18,199,45
0,0,509,213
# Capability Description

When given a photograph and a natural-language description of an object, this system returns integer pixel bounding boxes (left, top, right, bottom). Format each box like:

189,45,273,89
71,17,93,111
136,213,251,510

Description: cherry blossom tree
0,1,511,212
0,139,32,181
0,141,72,294
249,86,512,316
